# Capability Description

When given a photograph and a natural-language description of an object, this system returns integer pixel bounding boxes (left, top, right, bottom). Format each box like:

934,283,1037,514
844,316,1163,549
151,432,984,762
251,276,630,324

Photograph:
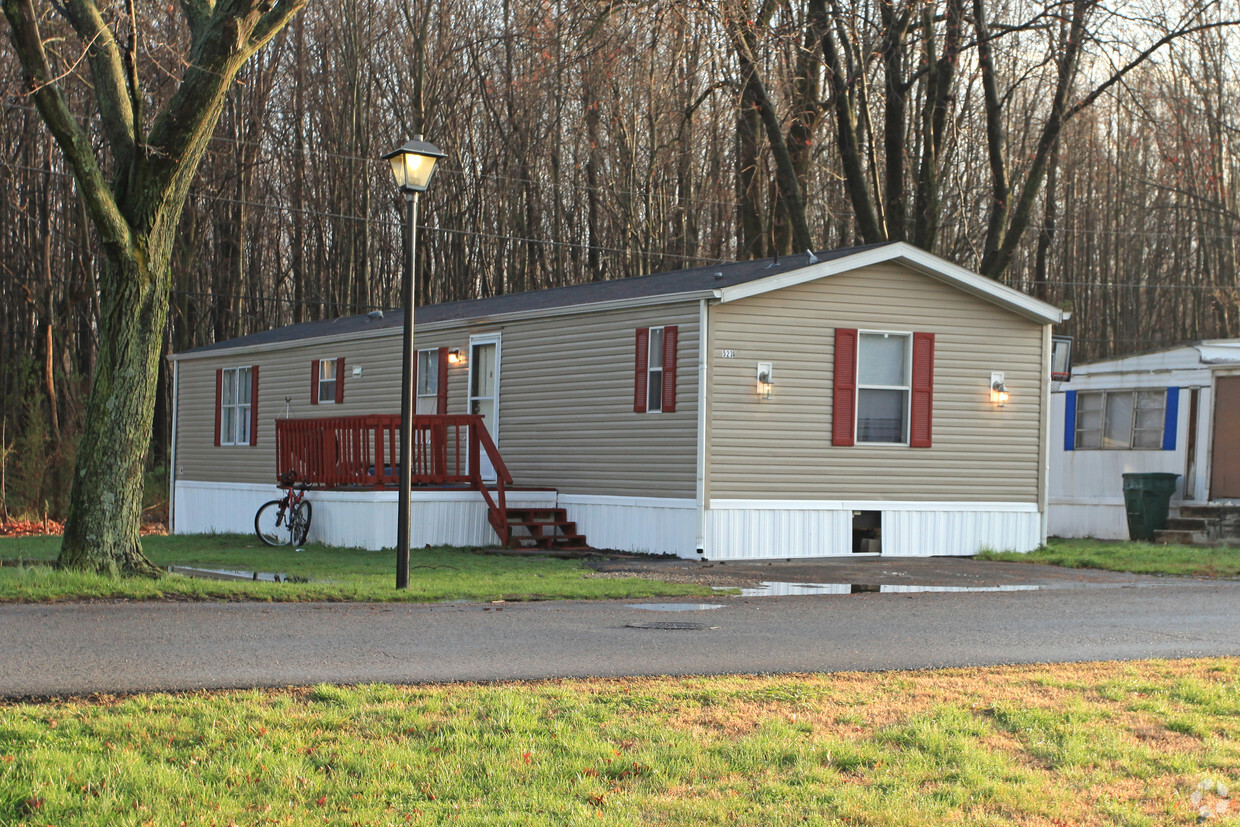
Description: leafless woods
2,0,1239,516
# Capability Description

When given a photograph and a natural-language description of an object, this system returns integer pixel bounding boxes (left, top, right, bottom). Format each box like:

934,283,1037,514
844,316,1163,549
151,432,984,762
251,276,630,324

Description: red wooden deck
275,414,513,543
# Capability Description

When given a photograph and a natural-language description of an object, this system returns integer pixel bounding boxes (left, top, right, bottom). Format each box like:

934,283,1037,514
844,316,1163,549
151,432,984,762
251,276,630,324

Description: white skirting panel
173,480,556,550
705,500,1042,560
881,507,1040,555
174,482,273,536
1047,499,1130,540
705,504,852,560
558,495,697,557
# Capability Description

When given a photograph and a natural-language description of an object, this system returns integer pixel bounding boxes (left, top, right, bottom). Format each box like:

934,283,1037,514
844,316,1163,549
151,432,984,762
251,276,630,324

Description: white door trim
468,333,502,482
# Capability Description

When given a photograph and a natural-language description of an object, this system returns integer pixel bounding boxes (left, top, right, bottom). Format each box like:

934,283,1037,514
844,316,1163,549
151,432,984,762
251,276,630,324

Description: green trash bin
1122,472,1180,541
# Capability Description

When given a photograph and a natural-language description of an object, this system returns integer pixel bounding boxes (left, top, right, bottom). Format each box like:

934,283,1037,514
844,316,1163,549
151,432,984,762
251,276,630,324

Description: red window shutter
910,332,935,448
335,357,345,404
662,325,678,413
214,369,223,446
832,328,858,446
634,328,650,413
310,359,320,405
249,365,260,446
437,347,449,415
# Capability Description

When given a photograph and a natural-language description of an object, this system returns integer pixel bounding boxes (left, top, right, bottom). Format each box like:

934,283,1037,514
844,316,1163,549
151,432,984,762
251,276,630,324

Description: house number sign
721,349,736,358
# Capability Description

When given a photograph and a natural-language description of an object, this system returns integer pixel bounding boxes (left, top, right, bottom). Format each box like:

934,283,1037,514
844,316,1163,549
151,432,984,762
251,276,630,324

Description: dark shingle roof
179,243,893,355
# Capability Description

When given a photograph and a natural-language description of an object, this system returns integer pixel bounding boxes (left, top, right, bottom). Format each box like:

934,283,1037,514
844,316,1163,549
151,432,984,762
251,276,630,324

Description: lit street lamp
384,136,445,590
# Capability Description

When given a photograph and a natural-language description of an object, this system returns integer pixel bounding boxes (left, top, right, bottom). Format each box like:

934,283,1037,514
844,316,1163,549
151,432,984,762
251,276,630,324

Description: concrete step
1179,504,1238,519
1163,517,1211,531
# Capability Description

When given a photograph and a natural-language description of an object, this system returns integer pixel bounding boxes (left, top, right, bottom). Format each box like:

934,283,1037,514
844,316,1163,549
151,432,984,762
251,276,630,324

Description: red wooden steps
505,507,590,551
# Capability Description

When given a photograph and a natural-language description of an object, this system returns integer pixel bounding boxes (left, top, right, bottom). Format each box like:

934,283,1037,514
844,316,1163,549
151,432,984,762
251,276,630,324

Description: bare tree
3,0,307,573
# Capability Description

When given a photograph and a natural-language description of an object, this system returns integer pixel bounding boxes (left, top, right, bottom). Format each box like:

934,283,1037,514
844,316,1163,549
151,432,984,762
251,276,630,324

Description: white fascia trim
558,494,697,509
170,291,715,362
695,297,709,551
1048,496,1126,506
709,498,1040,512
718,242,1066,325
1066,368,1213,383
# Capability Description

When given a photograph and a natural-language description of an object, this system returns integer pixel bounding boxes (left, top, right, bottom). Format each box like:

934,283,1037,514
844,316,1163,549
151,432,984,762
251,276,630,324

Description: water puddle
625,621,718,630
719,582,1040,597
625,602,725,611
167,565,308,583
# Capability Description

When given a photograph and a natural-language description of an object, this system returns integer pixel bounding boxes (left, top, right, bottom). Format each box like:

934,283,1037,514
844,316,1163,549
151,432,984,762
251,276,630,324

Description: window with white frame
856,332,910,444
416,348,440,415
1075,389,1165,449
646,326,665,413
317,358,338,403
220,366,253,445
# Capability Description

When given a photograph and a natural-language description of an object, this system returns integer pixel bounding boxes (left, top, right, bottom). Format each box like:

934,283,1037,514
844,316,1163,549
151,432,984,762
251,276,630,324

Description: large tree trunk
59,249,167,576
4,0,306,576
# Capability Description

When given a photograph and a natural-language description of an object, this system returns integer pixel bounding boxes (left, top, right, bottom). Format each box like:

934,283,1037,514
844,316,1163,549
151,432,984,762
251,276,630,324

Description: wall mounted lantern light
990,371,1009,407
757,362,773,399
447,348,464,365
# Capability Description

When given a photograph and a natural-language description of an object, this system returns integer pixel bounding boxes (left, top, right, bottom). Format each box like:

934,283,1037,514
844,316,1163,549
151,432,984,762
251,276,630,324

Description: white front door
468,334,501,481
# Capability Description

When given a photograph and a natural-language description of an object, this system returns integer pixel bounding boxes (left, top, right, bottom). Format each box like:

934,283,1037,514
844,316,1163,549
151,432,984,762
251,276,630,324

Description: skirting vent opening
852,510,882,554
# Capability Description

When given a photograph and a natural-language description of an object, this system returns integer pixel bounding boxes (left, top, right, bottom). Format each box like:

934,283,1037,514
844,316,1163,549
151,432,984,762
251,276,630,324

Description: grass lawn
0,534,711,604
1,659,1237,825
978,538,1240,579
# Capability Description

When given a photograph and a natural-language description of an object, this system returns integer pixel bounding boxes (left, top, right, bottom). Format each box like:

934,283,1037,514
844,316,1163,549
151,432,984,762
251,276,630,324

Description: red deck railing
274,414,513,543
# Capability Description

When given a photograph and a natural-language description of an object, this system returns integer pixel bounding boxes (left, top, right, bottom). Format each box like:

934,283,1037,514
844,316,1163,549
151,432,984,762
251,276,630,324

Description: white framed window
317,358,338,403
1075,389,1165,449
417,348,440,415
856,331,911,444
646,326,665,413
220,366,252,446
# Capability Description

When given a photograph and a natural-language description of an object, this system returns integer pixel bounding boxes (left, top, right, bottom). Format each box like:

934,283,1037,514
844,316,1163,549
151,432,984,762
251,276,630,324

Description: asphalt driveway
3,557,1239,698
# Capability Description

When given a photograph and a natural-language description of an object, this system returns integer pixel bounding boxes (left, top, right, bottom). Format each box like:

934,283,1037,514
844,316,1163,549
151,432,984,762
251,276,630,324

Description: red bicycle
254,470,313,546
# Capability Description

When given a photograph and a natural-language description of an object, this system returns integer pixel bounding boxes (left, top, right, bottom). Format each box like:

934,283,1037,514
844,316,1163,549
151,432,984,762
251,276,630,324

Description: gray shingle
181,243,892,355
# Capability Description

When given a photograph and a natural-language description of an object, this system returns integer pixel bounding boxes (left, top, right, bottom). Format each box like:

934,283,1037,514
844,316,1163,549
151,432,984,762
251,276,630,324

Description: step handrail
469,421,513,544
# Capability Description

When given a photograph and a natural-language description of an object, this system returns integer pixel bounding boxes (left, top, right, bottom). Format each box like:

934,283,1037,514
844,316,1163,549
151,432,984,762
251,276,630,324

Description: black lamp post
383,136,445,590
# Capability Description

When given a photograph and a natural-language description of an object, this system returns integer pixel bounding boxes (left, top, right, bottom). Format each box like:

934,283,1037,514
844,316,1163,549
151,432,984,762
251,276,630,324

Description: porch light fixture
757,362,773,400
447,348,463,365
386,135,445,591
990,372,1009,407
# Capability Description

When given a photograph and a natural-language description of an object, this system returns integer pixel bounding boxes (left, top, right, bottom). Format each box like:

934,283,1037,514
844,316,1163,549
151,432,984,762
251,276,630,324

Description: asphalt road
4,575,1240,698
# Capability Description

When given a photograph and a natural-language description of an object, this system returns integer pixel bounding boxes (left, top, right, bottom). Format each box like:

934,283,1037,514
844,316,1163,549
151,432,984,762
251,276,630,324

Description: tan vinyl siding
174,304,699,498
465,303,699,497
707,262,1047,502
175,336,415,484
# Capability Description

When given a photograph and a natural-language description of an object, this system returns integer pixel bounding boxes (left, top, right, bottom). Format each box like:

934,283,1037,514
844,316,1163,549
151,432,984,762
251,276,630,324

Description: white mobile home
169,242,1066,559
1049,340,1240,539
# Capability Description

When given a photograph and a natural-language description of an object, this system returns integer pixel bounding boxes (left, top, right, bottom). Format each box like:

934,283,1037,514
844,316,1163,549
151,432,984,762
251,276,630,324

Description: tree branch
1065,17,1240,121
723,1,814,252
179,0,211,37
144,0,306,224
251,0,308,49
982,0,1088,277
812,0,882,242
60,0,136,165
3,0,132,253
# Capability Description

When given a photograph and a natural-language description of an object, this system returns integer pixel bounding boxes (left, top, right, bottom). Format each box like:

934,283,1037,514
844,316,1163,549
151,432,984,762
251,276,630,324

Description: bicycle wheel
255,500,293,546
290,500,313,545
